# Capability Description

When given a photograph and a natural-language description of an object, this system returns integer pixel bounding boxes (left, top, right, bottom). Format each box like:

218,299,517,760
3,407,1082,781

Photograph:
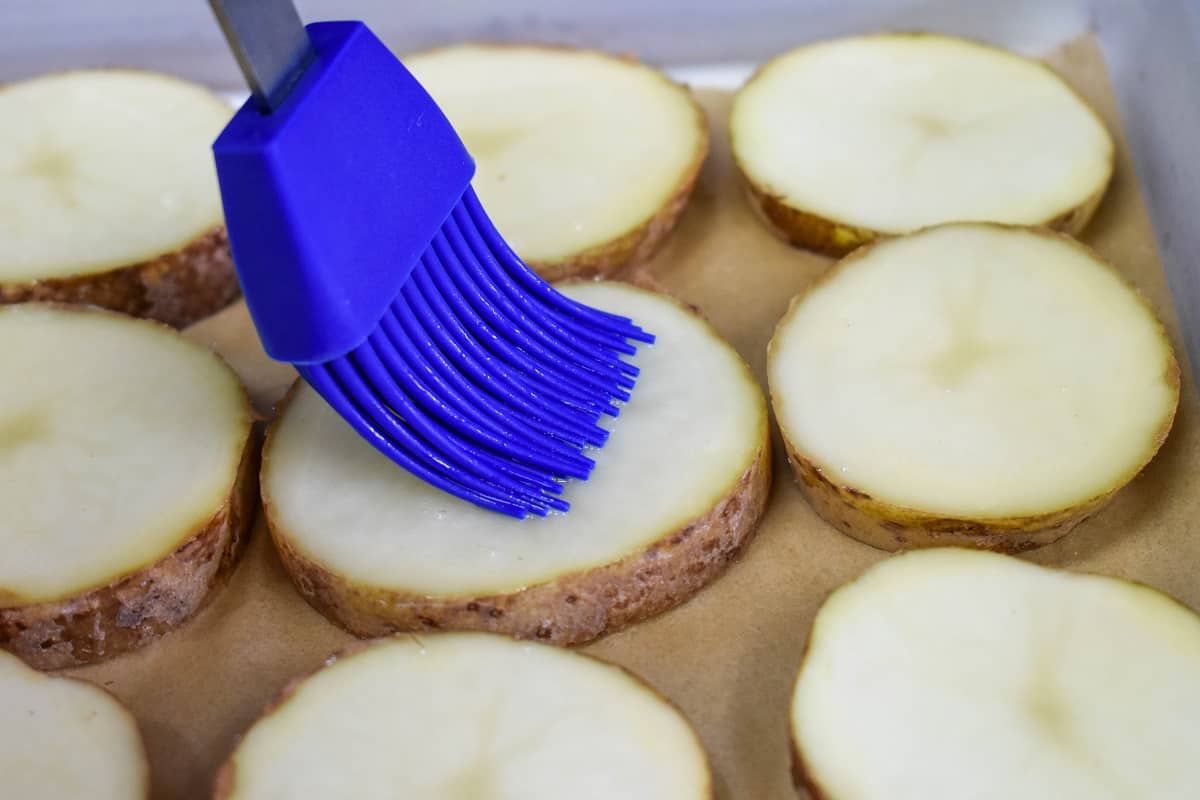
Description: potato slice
0,70,237,326
262,281,768,644
791,549,1200,799
731,34,1114,255
216,633,711,799
405,45,708,279
0,305,256,668
768,224,1178,551
0,649,148,799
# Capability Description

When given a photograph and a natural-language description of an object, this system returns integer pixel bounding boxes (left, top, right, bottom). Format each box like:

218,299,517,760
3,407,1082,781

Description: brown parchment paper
65,35,1199,800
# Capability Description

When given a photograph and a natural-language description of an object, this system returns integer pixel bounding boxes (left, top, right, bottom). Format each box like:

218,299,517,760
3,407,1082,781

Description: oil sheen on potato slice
0,70,237,325
731,34,1113,254
768,224,1177,551
263,281,769,644
0,305,255,667
406,45,708,278
218,633,711,800
0,649,148,799
791,549,1200,800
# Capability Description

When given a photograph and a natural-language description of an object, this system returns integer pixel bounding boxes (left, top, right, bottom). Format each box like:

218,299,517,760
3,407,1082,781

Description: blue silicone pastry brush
207,0,652,518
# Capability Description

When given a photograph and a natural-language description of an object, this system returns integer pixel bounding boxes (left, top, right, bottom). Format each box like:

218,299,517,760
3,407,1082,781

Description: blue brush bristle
299,188,653,518
212,20,653,517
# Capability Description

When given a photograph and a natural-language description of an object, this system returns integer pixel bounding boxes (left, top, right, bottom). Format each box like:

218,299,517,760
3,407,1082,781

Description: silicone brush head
299,188,654,517
212,21,652,518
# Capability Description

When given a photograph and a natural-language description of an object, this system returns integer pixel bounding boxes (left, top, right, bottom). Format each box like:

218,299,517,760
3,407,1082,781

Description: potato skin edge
790,728,831,800
0,225,239,328
406,43,709,282
740,173,1109,259
530,134,707,281
781,433,1096,553
268,440,770,644
730,32,1115,257
767,223,1181,553
0,423,261,670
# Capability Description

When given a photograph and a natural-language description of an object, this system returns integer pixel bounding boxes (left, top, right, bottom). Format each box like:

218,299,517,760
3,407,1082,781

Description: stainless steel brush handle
208,0,314,111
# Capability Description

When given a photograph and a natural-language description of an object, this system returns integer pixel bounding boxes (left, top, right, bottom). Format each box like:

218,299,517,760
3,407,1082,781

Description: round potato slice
731,34,1114,255
216,633,711,799
791,549,1200,800
0,70,237,326
0,305,257,669
405,45,708,280
263,281,769,644
1,649,148,799
767,224,1178,552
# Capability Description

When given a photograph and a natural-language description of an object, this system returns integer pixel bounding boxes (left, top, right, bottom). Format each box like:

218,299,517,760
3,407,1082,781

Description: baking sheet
66,35,1200,800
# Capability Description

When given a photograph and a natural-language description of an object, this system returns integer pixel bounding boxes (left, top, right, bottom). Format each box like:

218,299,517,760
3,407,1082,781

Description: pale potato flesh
405,45,703,264
264,282,764,596
0,70,230,281
732,35,1112,234
792,549,1200,800
225,633,710,799
0,306,250,604
769,224,1176,518
0,649,146,799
